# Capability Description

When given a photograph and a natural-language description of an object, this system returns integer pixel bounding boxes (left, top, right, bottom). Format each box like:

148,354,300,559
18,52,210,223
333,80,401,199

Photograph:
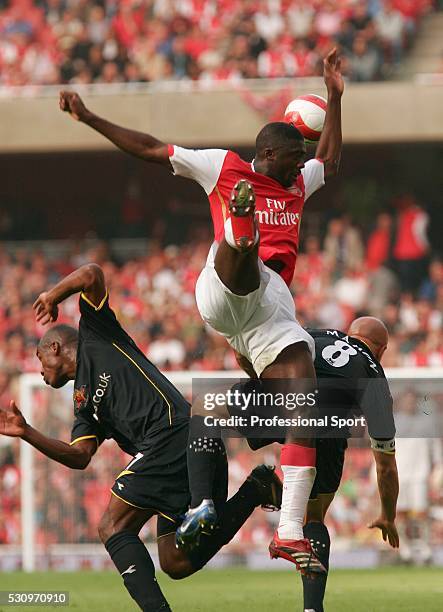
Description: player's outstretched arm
59,91,171,168
368,449,399,548
33,263,106,325
315,48,343,178
0,401,97,469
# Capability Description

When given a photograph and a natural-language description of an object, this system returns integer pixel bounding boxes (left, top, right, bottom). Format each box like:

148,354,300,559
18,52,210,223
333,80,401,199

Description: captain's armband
370,437,396,454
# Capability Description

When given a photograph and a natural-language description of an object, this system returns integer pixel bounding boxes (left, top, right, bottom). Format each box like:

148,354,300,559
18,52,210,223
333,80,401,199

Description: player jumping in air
204,316,399,612
0,264,282,612
59,48,343,575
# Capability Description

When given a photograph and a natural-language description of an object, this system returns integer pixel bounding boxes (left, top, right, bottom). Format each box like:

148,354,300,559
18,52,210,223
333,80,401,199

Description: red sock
281,443,316,467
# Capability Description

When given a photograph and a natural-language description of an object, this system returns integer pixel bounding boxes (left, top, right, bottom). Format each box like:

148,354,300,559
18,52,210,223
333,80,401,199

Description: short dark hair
39,325,78,349
255,122,304,154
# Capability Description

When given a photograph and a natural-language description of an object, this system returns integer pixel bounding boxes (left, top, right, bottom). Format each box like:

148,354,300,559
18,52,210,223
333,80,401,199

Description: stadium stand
0,0,437,87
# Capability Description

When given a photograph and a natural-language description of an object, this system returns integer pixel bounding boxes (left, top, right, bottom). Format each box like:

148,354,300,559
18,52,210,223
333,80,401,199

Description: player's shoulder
79,290,109,312
223,149,250,169
79,291,132,341
347,336,386,379
308,328,346,341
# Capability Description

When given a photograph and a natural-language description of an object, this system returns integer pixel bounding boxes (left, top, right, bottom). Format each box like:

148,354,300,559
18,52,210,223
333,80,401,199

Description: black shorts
310,438,347,499
111,421,190,536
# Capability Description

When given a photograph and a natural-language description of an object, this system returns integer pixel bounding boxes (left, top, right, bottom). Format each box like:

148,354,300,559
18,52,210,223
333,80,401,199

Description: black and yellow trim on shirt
111,342,173,426
80,291,108,311
70,434,99,447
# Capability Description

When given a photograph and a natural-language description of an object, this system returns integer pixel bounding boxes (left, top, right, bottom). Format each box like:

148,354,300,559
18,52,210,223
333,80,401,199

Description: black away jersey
70,292,190,454
308,329,396,440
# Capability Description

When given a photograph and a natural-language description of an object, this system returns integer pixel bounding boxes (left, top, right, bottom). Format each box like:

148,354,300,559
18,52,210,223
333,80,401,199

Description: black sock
302,522,330,612
187,415,225,507
105,531,171,612
186,478,261,570
213,438,229,511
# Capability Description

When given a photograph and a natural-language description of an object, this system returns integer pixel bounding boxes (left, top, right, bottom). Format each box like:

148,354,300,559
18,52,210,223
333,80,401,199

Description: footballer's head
347,316,389,362
37,325,78,388
254,122,306,188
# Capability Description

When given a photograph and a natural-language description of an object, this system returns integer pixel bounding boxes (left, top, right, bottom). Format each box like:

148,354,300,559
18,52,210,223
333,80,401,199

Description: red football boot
228,179,257,251
269,532,326,577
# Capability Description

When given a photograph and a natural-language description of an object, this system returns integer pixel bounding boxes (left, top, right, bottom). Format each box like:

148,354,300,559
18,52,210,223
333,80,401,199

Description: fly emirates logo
255,198,300,227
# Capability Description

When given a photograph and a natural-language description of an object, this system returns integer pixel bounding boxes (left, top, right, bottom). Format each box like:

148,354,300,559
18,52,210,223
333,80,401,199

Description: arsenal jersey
168,145,324,286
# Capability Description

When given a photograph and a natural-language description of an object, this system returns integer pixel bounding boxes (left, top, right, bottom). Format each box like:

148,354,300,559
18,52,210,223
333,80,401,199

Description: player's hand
323,48,344,98
33,291,59,325
368,516,399,548
0,401,27,438
59,91,89,122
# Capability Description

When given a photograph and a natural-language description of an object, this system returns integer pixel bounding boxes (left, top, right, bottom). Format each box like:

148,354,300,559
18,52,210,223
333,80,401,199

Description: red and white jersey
168,145,325,286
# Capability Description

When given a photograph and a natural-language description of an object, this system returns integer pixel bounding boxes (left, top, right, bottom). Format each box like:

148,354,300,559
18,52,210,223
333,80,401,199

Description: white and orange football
284,94,327,143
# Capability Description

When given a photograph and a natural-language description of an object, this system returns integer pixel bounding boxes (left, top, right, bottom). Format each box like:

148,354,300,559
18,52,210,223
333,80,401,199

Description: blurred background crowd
0,0,438,87
0,191,441,380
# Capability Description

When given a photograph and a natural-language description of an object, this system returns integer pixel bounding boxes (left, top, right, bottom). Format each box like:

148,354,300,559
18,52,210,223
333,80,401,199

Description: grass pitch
2,567,443,611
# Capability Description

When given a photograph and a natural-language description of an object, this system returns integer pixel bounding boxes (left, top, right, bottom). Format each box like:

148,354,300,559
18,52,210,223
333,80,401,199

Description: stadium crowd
0,0,436,88
0,194,440,379
0,190,442,553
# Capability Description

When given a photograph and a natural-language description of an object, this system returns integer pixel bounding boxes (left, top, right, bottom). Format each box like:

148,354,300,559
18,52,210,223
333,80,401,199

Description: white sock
278,465,316,541
224,217,259,250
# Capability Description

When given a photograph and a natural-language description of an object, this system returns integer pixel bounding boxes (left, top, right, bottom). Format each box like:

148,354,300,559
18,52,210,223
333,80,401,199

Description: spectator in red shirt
366,212,393,271
393,194,429,293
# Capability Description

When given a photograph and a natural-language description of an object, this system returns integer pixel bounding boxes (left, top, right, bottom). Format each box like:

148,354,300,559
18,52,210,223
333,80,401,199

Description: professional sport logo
73,385,89,413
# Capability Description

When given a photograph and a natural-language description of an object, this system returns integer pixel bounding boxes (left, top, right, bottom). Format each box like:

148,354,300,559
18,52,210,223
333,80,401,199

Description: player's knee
160,556,193,580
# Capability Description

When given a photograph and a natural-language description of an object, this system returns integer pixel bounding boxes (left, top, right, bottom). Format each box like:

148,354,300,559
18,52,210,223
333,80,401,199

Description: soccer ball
284,94,327,143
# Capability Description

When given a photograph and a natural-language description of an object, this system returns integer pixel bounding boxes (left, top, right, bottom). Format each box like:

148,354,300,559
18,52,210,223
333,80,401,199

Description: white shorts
195,243,315,377
397,480,428,513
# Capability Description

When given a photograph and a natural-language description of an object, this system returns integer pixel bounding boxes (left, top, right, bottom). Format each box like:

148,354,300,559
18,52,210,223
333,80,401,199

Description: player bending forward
207,317,399,612
293,318,399,612
0,264,282,612
59,49,343,575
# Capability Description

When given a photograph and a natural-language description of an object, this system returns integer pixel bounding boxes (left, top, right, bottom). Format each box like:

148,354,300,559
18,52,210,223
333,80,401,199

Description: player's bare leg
214,179,260,295
262,343,326,576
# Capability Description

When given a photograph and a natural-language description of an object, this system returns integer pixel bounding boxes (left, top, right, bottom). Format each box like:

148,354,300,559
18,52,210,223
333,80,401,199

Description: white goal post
17,368,443,571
